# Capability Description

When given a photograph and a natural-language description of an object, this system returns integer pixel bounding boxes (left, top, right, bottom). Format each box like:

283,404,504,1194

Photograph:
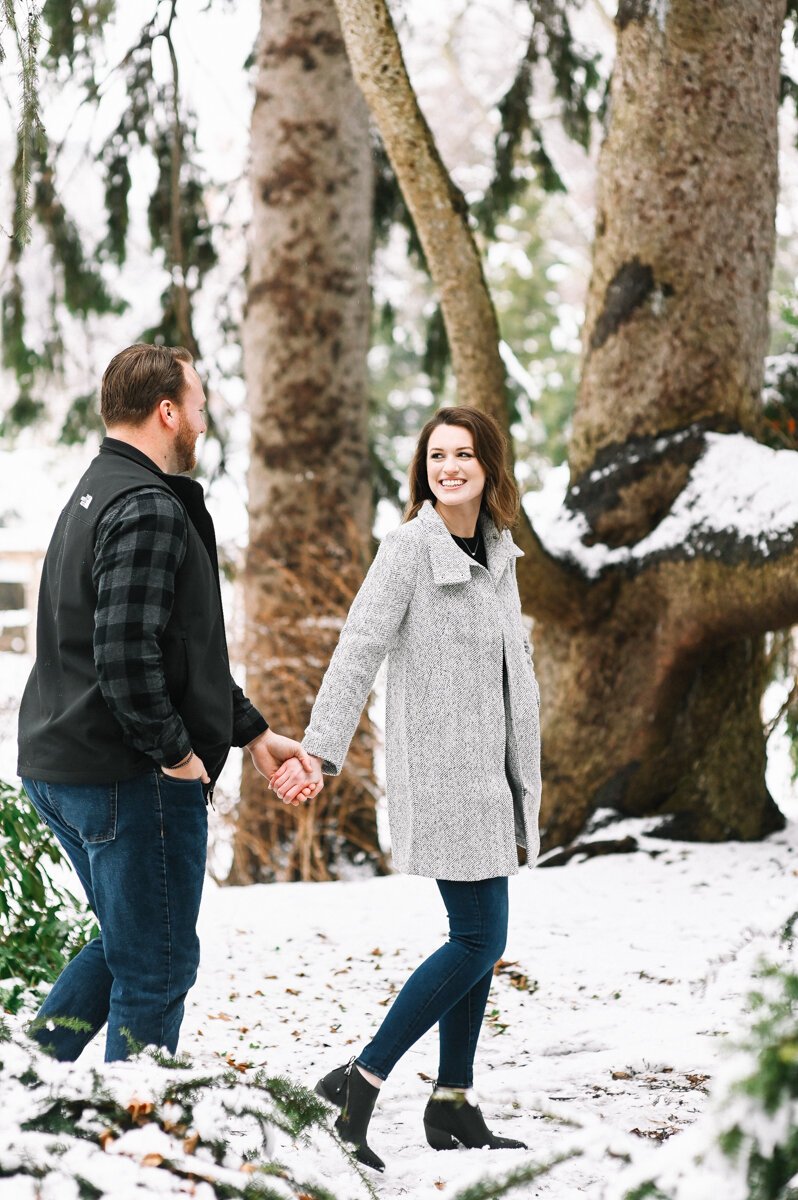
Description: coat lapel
417,501,523,586
418,502,472,584
480,512,524,584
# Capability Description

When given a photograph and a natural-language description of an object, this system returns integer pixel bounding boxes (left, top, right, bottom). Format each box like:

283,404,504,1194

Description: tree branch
331,0,507,429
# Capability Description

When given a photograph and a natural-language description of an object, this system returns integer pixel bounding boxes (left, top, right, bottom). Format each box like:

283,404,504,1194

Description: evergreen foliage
475,0,602,238
0,0,46,246
1,0,218,442
0,1027,372,1199
0,778,97,995
448,1152,578,1200
609,958,798,1200
368,0,600,485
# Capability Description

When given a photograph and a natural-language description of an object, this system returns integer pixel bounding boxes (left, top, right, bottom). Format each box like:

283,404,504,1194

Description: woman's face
426,424,486,511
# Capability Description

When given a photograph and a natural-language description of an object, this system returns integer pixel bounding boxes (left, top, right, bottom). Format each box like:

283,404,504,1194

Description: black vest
17,440,234,784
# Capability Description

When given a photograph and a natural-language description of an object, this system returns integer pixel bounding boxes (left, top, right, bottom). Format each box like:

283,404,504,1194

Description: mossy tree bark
230,0,383,882
532,0,791,845
335,0,797,849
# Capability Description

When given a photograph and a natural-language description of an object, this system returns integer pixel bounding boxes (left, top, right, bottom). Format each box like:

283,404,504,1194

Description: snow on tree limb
528,431,798,583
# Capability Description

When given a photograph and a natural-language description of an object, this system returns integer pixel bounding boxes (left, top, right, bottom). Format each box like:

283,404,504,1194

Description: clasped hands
247,728,324,807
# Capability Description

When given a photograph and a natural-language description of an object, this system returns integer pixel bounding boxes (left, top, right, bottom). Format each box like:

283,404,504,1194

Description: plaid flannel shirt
92,487,266,767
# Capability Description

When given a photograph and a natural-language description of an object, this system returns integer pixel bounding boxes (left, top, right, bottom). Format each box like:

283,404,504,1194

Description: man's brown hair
404,406,520,530
100,344,193,427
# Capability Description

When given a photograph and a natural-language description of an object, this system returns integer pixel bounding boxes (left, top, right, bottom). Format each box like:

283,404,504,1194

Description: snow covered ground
3,652,796,1200
171,811,797,1198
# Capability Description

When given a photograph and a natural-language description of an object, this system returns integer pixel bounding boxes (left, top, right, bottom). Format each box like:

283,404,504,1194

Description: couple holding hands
17,343,541,1171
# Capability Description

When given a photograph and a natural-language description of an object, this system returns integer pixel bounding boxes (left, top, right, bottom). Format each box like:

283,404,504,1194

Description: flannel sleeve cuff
151,726,193,768
232,706,269,748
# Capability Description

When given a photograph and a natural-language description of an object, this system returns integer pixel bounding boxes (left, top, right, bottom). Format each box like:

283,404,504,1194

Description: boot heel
425,1122,459,1151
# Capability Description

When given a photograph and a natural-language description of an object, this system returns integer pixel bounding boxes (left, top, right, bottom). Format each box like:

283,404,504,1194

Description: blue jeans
357,876,509,1088
21,771,207,1062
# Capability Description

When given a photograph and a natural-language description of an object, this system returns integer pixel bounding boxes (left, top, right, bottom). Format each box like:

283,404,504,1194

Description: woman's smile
426,424,486,528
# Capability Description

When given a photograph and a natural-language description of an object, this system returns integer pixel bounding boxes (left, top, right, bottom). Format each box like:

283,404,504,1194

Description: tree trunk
230,0,383,883
330,0,579,617
331,0,507,427
334,0,798,851
533,0,790,846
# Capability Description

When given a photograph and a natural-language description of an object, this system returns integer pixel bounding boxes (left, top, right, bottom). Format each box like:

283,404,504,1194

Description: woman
271,407,541,1171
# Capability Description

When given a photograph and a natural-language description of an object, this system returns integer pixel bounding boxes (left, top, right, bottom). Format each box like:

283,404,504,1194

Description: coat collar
416,500,523,586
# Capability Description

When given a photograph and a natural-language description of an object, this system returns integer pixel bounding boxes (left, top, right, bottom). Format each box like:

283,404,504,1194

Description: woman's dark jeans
357,875,509,1089
21,771,207,1063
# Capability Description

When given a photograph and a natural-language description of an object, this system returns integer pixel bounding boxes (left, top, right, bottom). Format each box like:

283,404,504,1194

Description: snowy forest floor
2,648,797,1198
173,815,797,1198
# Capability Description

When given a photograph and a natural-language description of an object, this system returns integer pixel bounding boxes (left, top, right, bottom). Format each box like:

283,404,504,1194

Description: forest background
1,1,798,1198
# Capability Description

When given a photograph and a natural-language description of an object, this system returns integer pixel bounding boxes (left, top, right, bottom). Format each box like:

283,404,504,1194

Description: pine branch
4,0,46,247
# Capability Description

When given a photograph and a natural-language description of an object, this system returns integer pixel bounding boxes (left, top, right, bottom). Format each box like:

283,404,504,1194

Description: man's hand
247,730,323,804
270,754,324,805
162,750,210,782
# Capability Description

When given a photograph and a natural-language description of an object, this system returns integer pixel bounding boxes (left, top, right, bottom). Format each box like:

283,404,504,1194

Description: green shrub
0,778,98,998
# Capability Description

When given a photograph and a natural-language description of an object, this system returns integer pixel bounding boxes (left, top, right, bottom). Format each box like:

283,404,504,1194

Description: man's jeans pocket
45,781,118,844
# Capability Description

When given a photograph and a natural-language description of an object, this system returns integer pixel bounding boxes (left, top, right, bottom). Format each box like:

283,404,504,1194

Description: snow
3,777,796,1196
525,432,798,577
180,820,798,1200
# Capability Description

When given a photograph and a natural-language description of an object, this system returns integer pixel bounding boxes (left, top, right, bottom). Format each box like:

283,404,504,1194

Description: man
17,344,319,1062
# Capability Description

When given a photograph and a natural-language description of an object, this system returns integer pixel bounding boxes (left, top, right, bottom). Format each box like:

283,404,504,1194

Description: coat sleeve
303,528,418,775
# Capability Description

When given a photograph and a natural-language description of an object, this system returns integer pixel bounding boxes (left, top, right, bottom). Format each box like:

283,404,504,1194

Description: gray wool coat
303,500,542,881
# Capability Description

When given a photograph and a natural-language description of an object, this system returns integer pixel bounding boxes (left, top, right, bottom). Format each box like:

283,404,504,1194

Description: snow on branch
526,432,798,580
0,1026,370,1199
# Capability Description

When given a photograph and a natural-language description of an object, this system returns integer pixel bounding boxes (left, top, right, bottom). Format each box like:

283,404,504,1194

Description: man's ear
157,397,177,429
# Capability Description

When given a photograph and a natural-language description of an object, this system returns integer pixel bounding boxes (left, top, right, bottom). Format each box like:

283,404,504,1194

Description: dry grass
227,519,389,883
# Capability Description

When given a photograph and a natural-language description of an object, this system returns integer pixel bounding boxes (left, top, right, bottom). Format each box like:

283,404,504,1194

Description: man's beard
174,416,198,473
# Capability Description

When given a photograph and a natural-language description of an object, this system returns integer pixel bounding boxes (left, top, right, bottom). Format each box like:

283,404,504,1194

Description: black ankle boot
314,1062,349,1109
423,1088,527,1151
316,1059,385,1172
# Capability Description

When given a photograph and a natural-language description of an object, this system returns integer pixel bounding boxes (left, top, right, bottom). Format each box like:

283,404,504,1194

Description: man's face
173,364,207,473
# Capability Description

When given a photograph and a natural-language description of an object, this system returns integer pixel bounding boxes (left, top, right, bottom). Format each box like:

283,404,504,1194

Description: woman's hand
247,730,322,803
270,754,324,805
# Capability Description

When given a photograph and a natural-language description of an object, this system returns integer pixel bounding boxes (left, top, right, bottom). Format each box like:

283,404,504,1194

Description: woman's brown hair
403,406,520,530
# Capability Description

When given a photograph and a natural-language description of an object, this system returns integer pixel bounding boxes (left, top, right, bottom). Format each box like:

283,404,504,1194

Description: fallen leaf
126,1099,154,1121
99,1130,115,1150
612,1070,633,1080
371,947,383,956
225,1056,251,1073
286,987,301,996
494,960,536,993
141,1153,164,1166
183,1133,199,1154
434,1182,446,1191
629,1126,678,1142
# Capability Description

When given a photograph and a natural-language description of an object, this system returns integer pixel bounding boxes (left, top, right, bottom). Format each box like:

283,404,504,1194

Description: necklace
452,529,482,558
